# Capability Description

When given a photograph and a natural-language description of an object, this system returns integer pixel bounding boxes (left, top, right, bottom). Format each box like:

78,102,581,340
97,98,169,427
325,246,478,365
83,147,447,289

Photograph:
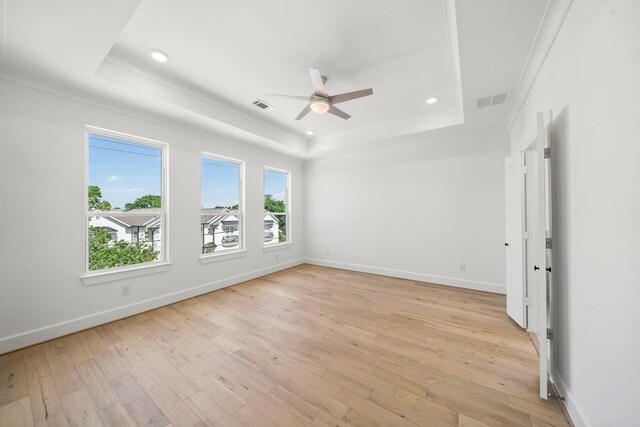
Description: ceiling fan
268,68,373,120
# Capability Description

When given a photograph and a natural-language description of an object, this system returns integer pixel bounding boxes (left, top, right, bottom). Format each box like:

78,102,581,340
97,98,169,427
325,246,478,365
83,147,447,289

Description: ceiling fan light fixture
310,98,330,114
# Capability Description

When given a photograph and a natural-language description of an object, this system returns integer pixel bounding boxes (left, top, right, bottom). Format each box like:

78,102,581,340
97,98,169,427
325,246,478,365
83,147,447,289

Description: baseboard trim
0,258,305,355
304,258,505,294
552,369,588,427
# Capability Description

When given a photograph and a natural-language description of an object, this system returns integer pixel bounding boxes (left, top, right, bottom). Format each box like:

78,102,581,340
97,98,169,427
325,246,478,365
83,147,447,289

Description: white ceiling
0,0,550,159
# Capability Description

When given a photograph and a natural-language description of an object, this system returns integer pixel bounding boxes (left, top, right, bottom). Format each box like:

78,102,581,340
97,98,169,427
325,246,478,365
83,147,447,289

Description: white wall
304,130,509,293
510,1,640,425
0,79,304,354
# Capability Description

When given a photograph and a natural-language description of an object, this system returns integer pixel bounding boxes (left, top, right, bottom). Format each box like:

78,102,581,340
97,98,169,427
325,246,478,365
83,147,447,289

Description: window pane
87,133,163,272
264,170,287,212
201,157,241,254
264,213,287,243
88,215,162,271
264,169,288,244
88,134,162,212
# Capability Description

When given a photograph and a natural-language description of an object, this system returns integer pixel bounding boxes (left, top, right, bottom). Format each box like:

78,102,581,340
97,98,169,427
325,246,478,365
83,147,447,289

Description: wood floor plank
22,346,65,424
60,388,103,427
125,393,170,427
0,396,34,427
0,352,28,407
0,265,569,427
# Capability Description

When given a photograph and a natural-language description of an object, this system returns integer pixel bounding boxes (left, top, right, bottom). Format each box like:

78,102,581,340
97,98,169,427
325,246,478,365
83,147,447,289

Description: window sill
263,242,293,252
200,250,247,264
81,262,172,286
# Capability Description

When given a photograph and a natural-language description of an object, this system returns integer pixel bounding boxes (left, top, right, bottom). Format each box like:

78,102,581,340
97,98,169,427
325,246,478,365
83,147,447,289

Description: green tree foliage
264,194,285,213
264,194,286,242
88,185,111,211
88,227,159,271
124,195,161,211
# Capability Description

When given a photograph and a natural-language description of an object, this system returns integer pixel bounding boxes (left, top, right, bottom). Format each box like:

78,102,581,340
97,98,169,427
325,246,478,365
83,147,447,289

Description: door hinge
548,387,565,401
544,147,551,159
546,328,553,340
546,237,552,249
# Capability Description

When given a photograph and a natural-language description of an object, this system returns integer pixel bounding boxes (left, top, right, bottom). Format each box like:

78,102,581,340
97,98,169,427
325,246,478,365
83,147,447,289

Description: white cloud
104,187,148,194
270,191,286,201
125,188,147,194
107,175,124,182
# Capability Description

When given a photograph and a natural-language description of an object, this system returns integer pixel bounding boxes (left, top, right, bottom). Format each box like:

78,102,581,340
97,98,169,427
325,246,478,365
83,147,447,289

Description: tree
88,185,111,211
264,194,286,242
264,194,285,213
124,195,161,211
88,226,159,270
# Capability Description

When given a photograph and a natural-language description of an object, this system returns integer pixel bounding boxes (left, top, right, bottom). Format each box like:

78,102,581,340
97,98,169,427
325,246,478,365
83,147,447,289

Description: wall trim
305,127,510,165
0,70,307,161
552,369,588,427
305,258,505,295
504,0,573,130
0,258,304,355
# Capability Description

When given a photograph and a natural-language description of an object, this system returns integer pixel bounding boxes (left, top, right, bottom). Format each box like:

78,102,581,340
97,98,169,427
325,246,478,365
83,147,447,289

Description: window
201,154,244,255
264,167,290,245
86,129,166,274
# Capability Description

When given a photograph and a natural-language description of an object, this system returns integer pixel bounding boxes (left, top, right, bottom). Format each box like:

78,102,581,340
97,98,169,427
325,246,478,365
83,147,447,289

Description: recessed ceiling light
150,49,169,63
306,130,315,136
426,97,439,104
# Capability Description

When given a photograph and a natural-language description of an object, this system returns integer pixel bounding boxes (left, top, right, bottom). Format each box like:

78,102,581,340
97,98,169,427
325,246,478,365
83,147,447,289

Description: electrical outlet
459,264,466,272
121,285,131,296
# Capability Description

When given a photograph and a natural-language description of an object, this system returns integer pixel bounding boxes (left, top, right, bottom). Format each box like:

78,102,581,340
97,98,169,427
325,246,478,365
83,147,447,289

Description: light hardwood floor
0,264,569,427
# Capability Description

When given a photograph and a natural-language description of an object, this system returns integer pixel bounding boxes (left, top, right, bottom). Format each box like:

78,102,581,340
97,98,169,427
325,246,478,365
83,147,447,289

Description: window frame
82,126,170,284
263,166,291,249
199,152,246,262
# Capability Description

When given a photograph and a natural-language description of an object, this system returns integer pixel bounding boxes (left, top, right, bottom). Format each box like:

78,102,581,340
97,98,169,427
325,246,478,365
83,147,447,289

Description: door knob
534,265,540,271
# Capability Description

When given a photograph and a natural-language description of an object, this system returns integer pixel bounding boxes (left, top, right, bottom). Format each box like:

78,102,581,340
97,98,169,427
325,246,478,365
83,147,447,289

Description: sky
264,169,287,202
88,133,287,210
88,134,162,209
201,158,239,208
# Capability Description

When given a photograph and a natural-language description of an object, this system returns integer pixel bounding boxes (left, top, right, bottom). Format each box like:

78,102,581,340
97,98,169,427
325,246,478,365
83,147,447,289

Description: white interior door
524,149,537,333
535,111,553,399
504,154,526,327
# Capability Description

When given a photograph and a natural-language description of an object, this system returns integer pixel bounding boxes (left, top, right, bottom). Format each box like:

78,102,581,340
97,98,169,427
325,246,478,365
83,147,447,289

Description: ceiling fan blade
266,94,309,101
327,105,351,120
295,104,312,120
329,88,374,105
309,68,328,97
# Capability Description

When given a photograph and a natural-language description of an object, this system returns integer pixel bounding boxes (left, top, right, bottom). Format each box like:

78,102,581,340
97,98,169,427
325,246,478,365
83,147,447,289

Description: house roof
97,207,277,228
109,209,160,227
201,208,236,226
92,208,161,227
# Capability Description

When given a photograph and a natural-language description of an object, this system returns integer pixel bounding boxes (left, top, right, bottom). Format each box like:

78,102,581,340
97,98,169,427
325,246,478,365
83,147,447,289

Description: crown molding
98,55,306,148
305,126,509,165
444,0,464,121
504,0,574,130
0,0,5,68
0,67,308,162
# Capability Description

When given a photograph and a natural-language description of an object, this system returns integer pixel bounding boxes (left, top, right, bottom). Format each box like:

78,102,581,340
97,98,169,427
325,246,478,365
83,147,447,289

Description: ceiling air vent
252,99,274,111
476,91,510,109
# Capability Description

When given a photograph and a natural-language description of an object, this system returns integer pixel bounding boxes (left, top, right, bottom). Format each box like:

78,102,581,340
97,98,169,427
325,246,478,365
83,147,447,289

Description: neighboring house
89,208,162,252
201,208,279,253
89,207,279,255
